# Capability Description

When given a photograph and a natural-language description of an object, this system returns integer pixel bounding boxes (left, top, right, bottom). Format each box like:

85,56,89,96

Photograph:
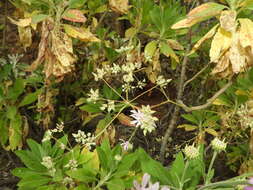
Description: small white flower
137,79,146,89
115,45,134,53
72,130,96,150
52,121,64,133
114,154,122,161
59,143,66,150
65,159,78,170
42,130,52,142
111,63,121,74
62,177,75,188
100,100,115,112
93,68,106,81
120,140,133,151
41,156,54,169
211,137,227,152
123,73,134,83
156,75,171,88
122,83,135,92
122,63,136,73
87,89,100,103
130,105,158,136
184,144,199,159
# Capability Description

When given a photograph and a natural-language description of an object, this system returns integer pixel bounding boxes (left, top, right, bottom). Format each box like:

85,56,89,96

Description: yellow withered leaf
171,3,225,29
239,18,253,50
219,10,237,32
18,26,32,50
167,39,184,50
117,113,135,127
212,50,232,78
62,9,87,23
109,0,129,14
189,24,219,55
64,24,100,42
8,17,31,27
229,32,247,73
210,27,232,63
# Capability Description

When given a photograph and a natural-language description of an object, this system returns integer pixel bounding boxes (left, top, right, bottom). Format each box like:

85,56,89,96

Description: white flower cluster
92,61,145,92
41,156,56,175
183,144,199,159
100,100,115,112
72,130,96,150
87,89,100,103
42,122,65,142
156,75,171,88
115,45,134,53
65,159,78,171
62,177,75,188
211,137,227,152
130,105,158,136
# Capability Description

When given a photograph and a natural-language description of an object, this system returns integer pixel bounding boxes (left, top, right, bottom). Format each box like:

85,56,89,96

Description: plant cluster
1,0,253,189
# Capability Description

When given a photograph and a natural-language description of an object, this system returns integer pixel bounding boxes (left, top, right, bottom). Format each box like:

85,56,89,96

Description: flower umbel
184,144,199,159
72,130,96,150
87,89,100,103
130,105,158,136
211,137,227,152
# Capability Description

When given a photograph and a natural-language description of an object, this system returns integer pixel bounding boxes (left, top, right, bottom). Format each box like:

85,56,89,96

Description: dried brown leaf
62,9,87,23
109,0,129,14
210,27,232,63
219,10,237,32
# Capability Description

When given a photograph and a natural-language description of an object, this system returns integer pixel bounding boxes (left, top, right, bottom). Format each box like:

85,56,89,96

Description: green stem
198,180,248,190
205,151,218,185
179,160,189,190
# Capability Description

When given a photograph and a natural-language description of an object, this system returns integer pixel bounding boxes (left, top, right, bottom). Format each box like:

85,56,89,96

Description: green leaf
96,147,108,171
80,103,101,113
67,167,97,182
102,85,121,100
160,42,179,62
8,78,25,100
177,124,197,131
18,175,51,188
69,0,87,8
144,40,158,59
9,114,23,150
31,14,48,24
169,152,185,187
0,114,8,146
181,114,198,125
107,178,125,190
19,88,42,107
6,106,17,120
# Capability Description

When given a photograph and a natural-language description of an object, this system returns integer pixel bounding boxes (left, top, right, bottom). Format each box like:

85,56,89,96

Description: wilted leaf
9,114,23,150
229,32,247,73
212,50,232,77
8,17,31,27
29,20,50,71
117,113,135,127
167,39,184,50
18,26,32,50
171,3,226,29
62,9,87,23
210,27,232,63
144,40,158,60
239,18,253,50
219,10,236,32
51,31,76,77
160,41,179,62
64,24,100,42
189,24,219,55
109,0,129,14
177,124,197,131
204,128,218,136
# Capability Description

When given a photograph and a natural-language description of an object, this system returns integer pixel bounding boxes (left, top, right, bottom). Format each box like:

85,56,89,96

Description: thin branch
179,80,232,112
183,62,211,90
159,44,191,163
